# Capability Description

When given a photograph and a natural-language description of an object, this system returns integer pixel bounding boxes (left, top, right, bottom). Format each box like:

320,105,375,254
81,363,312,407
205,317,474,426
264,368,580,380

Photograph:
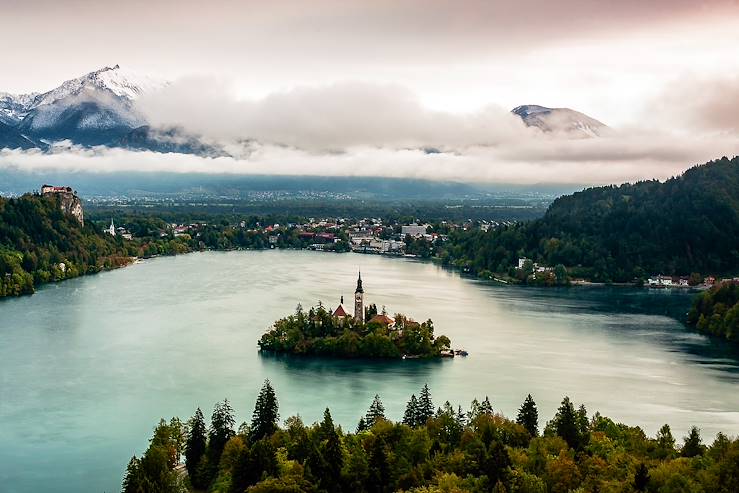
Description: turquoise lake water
1,250,738,492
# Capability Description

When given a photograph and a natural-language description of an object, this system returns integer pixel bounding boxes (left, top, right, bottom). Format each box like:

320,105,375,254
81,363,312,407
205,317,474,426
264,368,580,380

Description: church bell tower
354,271,364,322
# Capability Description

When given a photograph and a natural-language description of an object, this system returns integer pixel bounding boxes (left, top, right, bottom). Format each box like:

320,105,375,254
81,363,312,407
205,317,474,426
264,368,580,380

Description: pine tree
468,398,482,422
403,394,419,427
251,380,279,441
319,407,335,440
368,436,390,493
356,417,368,433
185,408,207,486
634,462,650,491
456,405,467,427
417,384,434,424
516,394,539,437
656,424,676,458
207,399,236,483
322,422,344,492
365,394,386,427
480,396,494,415
553,396,582,450
681,426,705,457
121,456,143,493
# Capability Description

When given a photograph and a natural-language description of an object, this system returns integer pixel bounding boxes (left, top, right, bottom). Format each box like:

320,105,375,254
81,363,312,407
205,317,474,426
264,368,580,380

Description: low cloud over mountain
0,66,737,185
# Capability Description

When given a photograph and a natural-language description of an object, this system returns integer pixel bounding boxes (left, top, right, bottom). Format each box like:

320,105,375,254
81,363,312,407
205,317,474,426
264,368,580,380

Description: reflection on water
1,250,738,493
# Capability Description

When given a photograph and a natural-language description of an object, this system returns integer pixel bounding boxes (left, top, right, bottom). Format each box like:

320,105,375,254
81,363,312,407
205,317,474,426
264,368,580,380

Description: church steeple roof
355,270,364,293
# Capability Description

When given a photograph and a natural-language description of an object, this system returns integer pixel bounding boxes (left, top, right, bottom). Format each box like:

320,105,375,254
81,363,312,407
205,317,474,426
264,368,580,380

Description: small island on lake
258,271,459,359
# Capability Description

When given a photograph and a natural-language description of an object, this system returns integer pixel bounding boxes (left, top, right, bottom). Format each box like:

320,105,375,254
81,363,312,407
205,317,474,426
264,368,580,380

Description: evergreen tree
480,396,494,416
553,396,582,450
516,394,539,437
322,422,344,492
417,384,434,424
468,398,482,422
121,456,143,493
682,426,705,458
356,416,368,433
456,405,467,428
365,394,386,427
368,436,390,493
207,399,236,482
656,424,676,458
634,462,650,491
184,408,207,482
251,380,279,441
403,394,419,427
319,407,336,441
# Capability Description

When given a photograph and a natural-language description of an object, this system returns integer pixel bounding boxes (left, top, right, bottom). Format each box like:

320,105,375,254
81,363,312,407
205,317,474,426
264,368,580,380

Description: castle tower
354,271,364,322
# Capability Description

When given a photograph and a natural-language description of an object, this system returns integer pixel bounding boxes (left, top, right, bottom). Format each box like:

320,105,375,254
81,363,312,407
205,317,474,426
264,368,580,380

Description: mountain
441,156,739,283
512,104,609,138
0,122,39,150
1,65,163,146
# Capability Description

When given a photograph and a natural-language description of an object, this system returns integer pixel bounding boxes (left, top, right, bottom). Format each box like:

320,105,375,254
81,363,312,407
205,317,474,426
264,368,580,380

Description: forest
438,157,739,283
688,282,739,342
258,305,451,358
122,381,739,493
0,193,133,297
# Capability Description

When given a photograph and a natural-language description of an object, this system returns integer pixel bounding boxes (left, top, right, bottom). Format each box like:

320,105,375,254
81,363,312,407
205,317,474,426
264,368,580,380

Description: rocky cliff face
53,192,84,226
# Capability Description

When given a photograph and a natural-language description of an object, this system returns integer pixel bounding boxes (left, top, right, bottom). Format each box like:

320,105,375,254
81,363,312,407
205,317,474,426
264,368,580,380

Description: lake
1,250,738,493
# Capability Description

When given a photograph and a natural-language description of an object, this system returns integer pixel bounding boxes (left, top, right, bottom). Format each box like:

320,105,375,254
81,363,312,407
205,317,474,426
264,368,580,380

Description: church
331,272,395,328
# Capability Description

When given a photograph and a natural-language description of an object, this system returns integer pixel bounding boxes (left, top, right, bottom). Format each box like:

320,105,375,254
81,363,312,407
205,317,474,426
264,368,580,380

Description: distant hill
442,156,739,282
512,104,609,138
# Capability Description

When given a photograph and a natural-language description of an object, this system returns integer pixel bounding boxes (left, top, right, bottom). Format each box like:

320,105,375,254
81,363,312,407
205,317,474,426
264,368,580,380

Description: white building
401,223,428,237
106,219,116,236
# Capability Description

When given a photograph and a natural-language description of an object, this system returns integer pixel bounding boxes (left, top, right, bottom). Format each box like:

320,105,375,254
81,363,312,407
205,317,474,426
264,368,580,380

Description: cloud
137,78,529,150
2,76,738,186
646,76,739,134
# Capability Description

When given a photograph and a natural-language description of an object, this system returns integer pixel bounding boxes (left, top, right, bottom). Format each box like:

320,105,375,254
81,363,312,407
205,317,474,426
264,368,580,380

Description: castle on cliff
41,184,84,226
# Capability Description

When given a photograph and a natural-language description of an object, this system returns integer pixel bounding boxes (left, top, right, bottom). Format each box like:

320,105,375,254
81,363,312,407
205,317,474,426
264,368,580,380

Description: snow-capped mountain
1,65,165,146
512,105,609,138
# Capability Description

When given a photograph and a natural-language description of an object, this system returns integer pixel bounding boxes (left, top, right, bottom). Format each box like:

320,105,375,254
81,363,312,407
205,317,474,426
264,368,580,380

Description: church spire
355,270,364,293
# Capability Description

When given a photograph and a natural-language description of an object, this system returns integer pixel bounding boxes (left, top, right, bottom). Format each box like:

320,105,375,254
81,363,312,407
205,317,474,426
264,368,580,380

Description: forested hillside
0,193,131,297
688,282,739,343
123,381,739,493
441,156,739,283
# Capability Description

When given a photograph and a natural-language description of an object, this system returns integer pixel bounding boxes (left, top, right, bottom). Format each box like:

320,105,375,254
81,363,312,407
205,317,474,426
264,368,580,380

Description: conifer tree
468,398,482,422
208,399,236,476
553,396,582,450
185,407,207,484
356,417,368,433
634,462,650,491
480,396,494,415
417,384,434,424
121,456,143,493
516,394,539,437
456,405,467,427
251,380,279,441
365,394,386,427
681,426,705,457
656,424,676,458
322,422,344,492
403,394,419,427
319,407,335,440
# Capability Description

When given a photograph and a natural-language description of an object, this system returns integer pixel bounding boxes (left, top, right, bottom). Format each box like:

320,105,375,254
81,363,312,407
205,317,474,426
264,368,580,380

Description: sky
1,0,738,184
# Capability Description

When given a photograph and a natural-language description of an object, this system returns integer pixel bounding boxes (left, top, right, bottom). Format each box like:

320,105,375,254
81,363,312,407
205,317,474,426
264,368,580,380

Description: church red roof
333,304,348,318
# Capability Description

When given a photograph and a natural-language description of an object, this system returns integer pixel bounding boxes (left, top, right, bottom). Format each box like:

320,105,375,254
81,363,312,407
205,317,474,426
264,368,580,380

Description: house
401,223,428,237
368,313,396,329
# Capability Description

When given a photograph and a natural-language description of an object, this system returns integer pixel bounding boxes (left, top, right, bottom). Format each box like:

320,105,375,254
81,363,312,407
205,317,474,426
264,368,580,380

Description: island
258,272,455,359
